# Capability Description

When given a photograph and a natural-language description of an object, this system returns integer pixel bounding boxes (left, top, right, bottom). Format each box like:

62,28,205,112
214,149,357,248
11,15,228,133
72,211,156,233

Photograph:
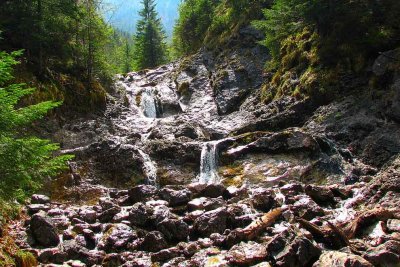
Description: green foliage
133,0,168,70
105,30,134,74
255,0,400,67
0,0,121,111
254,0,400,102
172,0,270,57
0,50,73,203
172,0,219,56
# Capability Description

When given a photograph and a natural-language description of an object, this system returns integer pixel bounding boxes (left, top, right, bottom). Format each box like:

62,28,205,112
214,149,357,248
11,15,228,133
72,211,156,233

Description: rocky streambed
9,30,400,266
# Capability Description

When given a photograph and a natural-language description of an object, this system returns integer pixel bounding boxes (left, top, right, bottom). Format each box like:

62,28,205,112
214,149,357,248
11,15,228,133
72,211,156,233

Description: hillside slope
7,25,400,266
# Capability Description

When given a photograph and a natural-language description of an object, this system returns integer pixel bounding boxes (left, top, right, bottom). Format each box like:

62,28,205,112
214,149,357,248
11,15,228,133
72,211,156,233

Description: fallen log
241,208,282,240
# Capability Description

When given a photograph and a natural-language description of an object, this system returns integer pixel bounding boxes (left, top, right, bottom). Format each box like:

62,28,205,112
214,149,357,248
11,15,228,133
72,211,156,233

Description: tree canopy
133,0,168,70
0,50,73,203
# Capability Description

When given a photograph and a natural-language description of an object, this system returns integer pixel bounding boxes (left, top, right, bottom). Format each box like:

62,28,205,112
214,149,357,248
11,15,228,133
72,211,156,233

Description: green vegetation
0,0,133,111
253,0,400,102
172,0,270,57
0,232,37,267
0,50,72,211
172,0,219,56
133,0,169,70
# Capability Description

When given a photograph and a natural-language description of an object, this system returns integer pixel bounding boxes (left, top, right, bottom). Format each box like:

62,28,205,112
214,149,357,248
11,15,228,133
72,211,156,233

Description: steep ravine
11,31,400,266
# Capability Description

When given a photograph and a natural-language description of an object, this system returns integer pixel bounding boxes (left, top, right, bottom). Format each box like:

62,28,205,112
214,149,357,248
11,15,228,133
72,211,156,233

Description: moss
177,81,190,97
0,231,38,267
135,93,142,107
262,28,328,103
14,251,37,267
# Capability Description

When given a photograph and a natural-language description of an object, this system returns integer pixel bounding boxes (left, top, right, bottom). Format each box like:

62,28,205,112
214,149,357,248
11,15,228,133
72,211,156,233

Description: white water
199,141,220,184
141,88,158,118
138,149,158,186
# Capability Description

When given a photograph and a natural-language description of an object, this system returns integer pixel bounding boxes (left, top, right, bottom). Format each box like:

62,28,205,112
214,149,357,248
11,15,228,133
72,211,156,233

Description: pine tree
0,50,73,202
133,0,168,70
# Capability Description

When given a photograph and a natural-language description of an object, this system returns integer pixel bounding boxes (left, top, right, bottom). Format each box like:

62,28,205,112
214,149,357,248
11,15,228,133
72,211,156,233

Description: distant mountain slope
101,0,181,37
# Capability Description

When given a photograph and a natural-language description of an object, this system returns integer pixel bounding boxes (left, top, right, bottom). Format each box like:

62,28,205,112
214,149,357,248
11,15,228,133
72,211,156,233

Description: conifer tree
133,0,168,70
0,50,73,202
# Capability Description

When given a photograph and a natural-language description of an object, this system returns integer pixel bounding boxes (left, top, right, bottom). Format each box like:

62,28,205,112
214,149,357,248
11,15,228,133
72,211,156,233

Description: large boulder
31,194,51,204
140,231,168,252
266,229,321,267
128,185,158,204
313,251,373,267
97,224,137,253
159,187,192,206
30,211,60,247
226,241,268,266
193,208,231,236
157,218,189,242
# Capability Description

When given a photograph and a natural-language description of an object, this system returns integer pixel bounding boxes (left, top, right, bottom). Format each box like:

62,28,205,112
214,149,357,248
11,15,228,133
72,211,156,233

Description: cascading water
199,141,220,184
140,88,160,118
138,149,158,186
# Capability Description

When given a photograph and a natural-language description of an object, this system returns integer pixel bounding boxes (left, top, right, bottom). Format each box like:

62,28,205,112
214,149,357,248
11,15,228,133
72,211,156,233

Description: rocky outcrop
12,25,399,267
30,211,60,247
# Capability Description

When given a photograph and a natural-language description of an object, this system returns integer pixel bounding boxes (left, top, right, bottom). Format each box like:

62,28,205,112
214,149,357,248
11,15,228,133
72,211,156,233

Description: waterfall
141,88,158,118
138,149,158,186
199,141,220,184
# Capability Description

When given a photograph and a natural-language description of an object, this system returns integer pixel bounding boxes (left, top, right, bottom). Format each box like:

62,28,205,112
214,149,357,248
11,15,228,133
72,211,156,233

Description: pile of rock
16,180,400,266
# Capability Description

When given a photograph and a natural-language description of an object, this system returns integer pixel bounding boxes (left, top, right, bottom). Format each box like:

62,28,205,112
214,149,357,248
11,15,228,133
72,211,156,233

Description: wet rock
129,203,151,227
314,251,373,267
187,183,208,197
79,208,97,223
81,249,107,266
280,183,304,196
201,184,227,198
387,219,400,232
157,218,189,242
163,257,187,267
159,187,192,206
27,204,50,215
51,216,70,231
63,239,87,261
140,231,168,252
31,194,50,204
225,186,249,199
251,188,276,212
38,248,68,264
174,125,198,139
229,130,321,157
123,257,153,267
102,253,125,267
47,208,64,217
363,249,400,267
99,197,117,210
99,206,122,223
82,229,96,249
151,247,181,262
97,224,137,252
188,197,225,211
305,185,335,205
292,196,325,220
150,205,173,225
63,229,76,240
193,208,230,236
30,211,60,247
113,209,130,223
226,241,268,266
266,229,321,267
128,185,158,204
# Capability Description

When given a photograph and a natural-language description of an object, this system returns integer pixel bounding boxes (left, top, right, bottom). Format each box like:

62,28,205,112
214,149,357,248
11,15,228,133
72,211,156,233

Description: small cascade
138,149,158,186
199,141,220,184
140,88,161,118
